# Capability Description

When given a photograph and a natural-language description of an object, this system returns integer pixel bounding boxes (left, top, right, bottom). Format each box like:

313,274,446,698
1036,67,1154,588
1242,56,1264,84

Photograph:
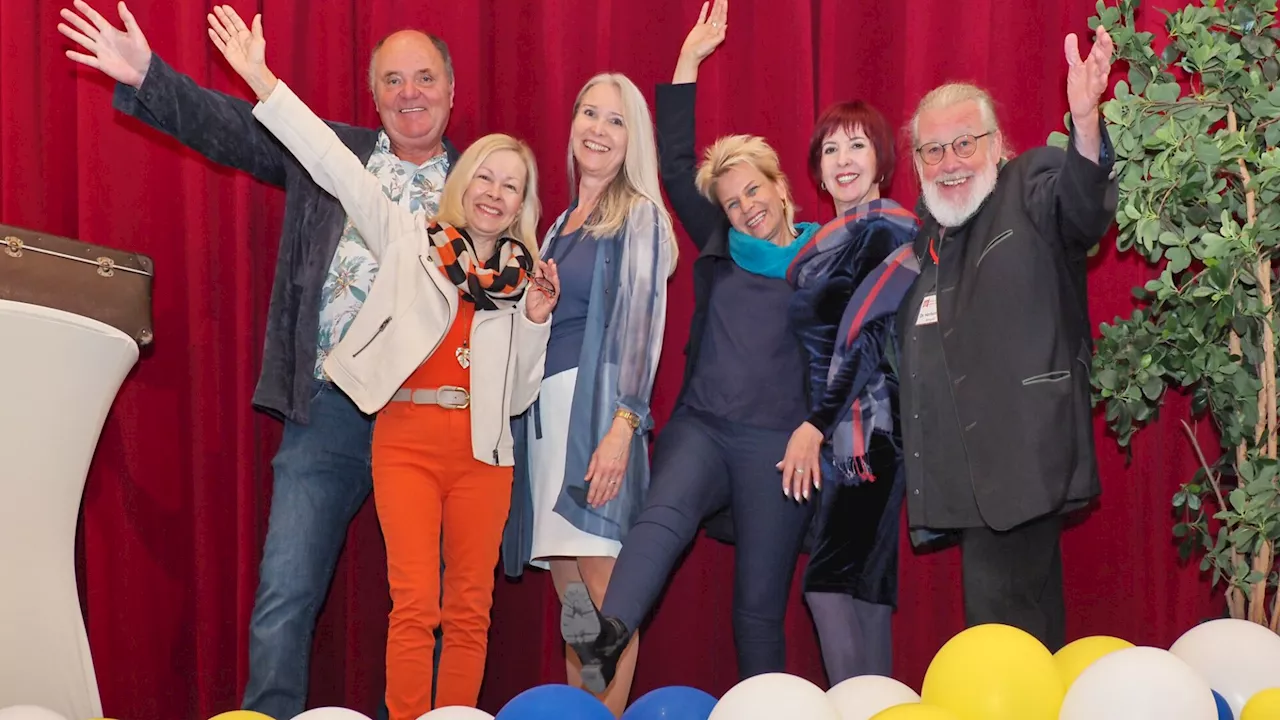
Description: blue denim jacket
502,200,674,577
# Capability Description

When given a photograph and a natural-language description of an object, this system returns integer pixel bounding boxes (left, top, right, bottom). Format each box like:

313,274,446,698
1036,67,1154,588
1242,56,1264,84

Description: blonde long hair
566,73,678,273
434,133,542,261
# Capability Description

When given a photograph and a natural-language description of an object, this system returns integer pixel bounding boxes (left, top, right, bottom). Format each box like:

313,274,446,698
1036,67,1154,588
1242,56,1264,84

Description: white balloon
1059,646,1218,720
293,708,373,720
709,673,840,720
0,708,67,720
1170,618,1280,716
0,707,68,720
417,707,494,720
825,675,921,720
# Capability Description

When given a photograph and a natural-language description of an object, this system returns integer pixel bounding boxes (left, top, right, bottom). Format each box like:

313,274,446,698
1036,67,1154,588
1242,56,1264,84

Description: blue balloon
1213,690,1234,720
496,684,613,720
622,686,718,720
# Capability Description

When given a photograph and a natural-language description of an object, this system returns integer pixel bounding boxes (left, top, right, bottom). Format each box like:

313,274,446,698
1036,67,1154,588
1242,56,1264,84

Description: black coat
897,128,1117,532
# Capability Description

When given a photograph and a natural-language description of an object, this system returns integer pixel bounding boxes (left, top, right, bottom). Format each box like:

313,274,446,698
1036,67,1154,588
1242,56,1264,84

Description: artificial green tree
1051,0,1280,631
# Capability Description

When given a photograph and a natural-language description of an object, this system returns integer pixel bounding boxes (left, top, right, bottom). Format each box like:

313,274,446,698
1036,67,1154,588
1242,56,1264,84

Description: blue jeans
241,380,374,720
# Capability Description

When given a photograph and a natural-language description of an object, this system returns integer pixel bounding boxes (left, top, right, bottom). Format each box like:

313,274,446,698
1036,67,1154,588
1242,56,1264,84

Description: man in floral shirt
60,4,458,718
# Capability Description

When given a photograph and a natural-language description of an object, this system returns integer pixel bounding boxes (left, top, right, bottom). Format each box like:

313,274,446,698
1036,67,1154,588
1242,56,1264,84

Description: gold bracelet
614,409,641,431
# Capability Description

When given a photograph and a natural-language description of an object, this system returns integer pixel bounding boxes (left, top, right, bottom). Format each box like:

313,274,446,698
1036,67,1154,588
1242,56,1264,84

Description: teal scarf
729,221,820,278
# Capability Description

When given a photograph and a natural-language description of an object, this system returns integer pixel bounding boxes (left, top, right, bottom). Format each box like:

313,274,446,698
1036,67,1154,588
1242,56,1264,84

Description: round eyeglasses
915,132,994,166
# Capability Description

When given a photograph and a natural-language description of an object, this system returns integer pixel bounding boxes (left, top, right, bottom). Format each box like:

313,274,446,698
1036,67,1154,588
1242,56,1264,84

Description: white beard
921,161,999,228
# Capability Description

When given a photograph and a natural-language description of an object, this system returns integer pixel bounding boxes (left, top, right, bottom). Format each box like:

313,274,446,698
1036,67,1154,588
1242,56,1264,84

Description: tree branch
1228,104,1273,458
1181,419,1246,617
1250,539,1273,625
1271,576,1279,632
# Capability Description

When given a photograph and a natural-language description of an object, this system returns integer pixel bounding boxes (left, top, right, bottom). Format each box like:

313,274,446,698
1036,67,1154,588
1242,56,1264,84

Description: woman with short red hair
778,95,920,684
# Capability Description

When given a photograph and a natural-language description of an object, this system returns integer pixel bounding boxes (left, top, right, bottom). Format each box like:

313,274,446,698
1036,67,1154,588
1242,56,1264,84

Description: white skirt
528,367,622,569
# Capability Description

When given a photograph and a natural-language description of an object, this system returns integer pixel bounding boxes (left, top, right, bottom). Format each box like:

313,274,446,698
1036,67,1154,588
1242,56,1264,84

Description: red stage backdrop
0,0,1221,718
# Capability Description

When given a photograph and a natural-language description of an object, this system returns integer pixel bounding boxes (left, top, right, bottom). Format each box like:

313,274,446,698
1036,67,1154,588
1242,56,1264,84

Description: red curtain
0,0,1220,718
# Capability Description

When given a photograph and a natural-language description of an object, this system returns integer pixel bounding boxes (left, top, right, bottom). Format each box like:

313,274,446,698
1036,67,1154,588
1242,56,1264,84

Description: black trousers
601,405,813,678
960,513,1066,651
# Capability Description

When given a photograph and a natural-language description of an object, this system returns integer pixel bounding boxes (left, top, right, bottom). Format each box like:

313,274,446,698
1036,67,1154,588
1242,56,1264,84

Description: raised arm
61,1,287,187
208,6,413,260
655,0,729,248
1023,26,1119,256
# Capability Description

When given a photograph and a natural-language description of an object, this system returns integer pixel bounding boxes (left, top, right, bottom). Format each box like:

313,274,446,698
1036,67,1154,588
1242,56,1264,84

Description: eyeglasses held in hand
532,275,557,297
915,132,994,166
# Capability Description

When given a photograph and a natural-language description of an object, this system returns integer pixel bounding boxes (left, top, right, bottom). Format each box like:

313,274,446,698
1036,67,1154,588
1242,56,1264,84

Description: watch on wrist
614,408,641,432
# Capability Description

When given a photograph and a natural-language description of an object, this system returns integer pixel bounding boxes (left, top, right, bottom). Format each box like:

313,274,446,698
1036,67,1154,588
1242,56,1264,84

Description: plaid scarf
787,199,920,484
427,221,532,311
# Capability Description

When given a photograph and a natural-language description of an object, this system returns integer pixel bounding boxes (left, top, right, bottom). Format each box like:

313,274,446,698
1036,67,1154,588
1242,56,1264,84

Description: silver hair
908,82,1007,155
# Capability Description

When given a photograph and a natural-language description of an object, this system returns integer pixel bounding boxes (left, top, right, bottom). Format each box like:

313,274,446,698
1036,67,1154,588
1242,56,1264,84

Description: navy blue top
683,261,810,431
544,227,595,377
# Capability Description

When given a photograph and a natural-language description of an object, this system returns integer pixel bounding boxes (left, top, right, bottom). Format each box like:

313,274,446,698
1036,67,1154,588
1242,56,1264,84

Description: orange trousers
372,301,513,718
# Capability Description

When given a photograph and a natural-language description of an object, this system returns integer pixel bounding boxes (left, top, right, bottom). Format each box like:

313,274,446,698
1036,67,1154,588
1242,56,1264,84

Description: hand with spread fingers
206,5,278,102
1064,25,1115,162
58,0,152,88
673,0,728,83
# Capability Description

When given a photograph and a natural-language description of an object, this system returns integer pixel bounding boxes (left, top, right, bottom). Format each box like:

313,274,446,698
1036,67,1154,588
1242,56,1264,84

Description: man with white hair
896,27,1117,650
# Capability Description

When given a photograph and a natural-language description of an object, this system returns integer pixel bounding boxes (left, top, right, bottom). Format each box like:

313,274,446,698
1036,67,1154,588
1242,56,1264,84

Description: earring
820,182,826,191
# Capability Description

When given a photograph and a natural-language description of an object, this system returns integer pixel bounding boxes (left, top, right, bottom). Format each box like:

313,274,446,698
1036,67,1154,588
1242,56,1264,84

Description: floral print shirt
314,131,448,378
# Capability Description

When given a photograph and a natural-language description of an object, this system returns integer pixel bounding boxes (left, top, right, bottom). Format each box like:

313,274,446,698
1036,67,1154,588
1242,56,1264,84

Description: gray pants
805,592,894,683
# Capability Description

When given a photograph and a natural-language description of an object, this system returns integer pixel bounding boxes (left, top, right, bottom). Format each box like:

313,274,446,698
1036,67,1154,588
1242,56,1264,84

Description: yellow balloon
921,623,1065,720
1052,635,1135,689
1241,687,1280,720
208,713,276,720
870,704,962,720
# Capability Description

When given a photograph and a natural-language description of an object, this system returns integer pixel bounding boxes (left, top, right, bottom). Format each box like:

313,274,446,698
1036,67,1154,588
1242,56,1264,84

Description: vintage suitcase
0,224,154,346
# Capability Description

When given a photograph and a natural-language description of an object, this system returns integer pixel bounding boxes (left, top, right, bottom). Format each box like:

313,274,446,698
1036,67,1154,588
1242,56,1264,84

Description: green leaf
1264,57,1280,82
1149,81,1182,103
1230,488,1248,513
1098,368,1119,390
1266,122,1280,150
1166,246,1193,273
1196,140,1222,167
1129,66,1150,94
1047,131,1070,150
1143,375,1164,400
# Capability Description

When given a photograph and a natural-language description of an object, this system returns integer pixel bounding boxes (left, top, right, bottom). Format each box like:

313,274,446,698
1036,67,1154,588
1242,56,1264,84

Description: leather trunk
0,224,154,346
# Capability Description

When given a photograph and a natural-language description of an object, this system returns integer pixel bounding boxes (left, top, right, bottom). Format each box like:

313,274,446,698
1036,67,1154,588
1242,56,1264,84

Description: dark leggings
600,406,813,678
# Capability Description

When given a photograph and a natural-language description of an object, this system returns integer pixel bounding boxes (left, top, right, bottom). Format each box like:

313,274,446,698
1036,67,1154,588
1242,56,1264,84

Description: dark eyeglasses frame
915,131,995,166
532,275,557,297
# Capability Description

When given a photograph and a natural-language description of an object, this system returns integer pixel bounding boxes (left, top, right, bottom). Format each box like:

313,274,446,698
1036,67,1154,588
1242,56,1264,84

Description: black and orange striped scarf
427,221,532,311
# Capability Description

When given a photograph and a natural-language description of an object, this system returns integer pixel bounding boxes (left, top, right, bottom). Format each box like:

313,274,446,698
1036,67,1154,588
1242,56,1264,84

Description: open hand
585,422,632,508
59,0,152,88
207,5,275,100
777,421,822,502
525,259,560,324
680,0,728,64
1065,25,1115,124
673,0,727,83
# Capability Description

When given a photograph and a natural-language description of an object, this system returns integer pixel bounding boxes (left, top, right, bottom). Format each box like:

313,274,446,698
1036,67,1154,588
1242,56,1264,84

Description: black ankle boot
560,582,632,694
